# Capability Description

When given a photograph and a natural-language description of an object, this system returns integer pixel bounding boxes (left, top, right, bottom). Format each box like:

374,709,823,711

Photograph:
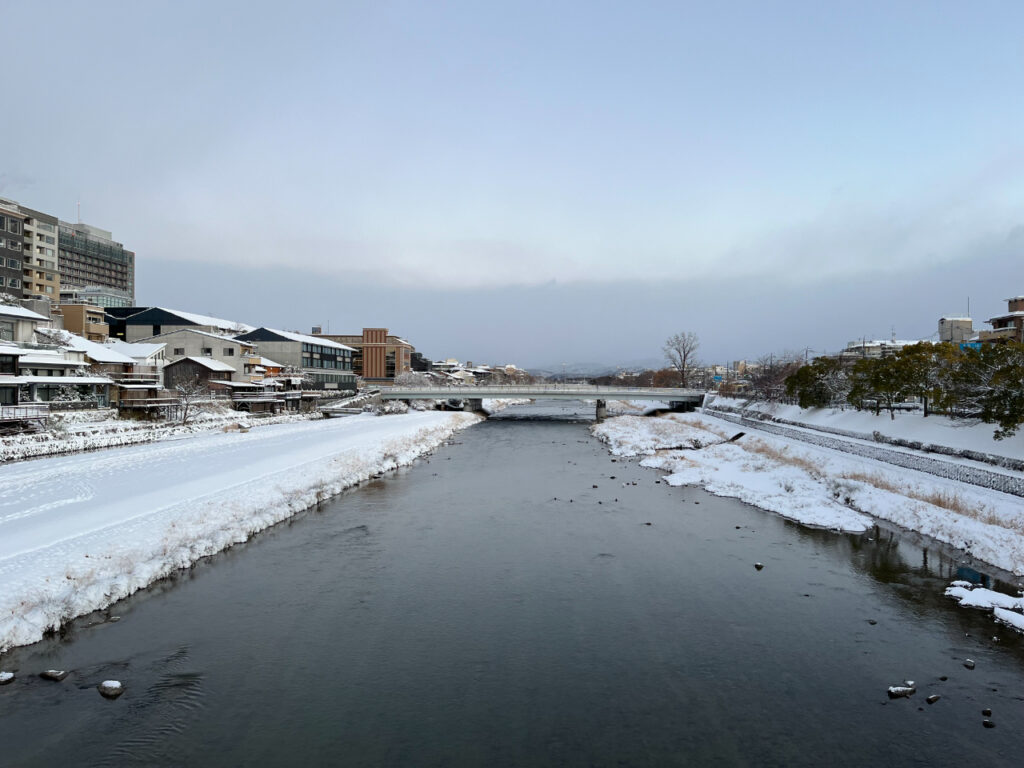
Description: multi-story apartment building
0,199,61,301
0,208,24,298
58,221,135,305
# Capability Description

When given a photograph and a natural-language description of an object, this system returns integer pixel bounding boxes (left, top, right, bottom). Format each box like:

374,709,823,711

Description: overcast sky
3,1,1023,368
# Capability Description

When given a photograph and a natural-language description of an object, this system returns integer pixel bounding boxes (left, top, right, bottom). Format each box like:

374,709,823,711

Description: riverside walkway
380,384,707,419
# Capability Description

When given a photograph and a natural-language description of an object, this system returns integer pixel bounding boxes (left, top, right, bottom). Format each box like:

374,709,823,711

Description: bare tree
176,380,208,425
663,332,700,387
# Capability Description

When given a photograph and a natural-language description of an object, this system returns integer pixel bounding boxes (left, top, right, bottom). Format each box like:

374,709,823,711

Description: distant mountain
527,357,666,379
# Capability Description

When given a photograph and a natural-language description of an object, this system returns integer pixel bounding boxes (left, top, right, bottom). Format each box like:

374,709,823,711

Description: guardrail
0,404,48,420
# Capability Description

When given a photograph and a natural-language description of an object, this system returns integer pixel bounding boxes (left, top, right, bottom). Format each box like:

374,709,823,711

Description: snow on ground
710,397,1024,462
945,581,1024,633
592,413,1024,580
0,410,479,652
1,405,320,464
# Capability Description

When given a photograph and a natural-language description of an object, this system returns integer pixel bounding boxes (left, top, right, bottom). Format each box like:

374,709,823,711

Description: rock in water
982,719,995,729
40,670,68,681
98,680,124,699
887,685,916,699
982,708,992,716
754,563,764,571
0,671,14,685
964,659,976,670
926,695,940,704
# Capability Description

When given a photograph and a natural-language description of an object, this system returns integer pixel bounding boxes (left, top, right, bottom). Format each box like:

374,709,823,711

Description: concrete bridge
380,384,707,420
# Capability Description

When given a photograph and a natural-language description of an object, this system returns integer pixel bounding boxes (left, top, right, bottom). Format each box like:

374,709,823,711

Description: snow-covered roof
153,308,255,333
0,304,47,321
104,339,167,360
258,327,356,352
175,356,236,372
36,328,136,365
144,327,253,344
0,344,30,357
988,311,1024,321
118,383,162,390
258,357,284,368
19,354,88,367
0,375,113,385
208,380,259,388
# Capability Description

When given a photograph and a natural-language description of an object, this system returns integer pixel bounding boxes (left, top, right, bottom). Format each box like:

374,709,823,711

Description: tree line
783,342,1024,439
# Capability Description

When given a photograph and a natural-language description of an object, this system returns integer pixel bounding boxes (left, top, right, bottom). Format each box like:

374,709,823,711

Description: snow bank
1,407,321,464
945,582,1024,634
0,411,480,652
709,397,1024,465
593,413,1024,574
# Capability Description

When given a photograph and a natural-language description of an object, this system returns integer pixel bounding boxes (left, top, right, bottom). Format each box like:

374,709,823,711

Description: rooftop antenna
77,200,81,223
891,325,895,343
967,296,970,317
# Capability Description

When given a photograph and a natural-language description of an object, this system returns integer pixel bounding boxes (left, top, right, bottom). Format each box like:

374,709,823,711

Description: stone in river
964,659,975,670
982,708,992,716
98,680,124,699
754,563,764,571
887,685,916,699
40,670,68,681
0,671,14,685
982,719,995,729
926,695,940,704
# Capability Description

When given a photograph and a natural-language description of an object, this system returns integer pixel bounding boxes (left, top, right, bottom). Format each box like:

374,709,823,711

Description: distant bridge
380,384,707,420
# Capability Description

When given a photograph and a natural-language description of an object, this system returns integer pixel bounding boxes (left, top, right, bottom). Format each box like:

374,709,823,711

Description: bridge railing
381,384,705,396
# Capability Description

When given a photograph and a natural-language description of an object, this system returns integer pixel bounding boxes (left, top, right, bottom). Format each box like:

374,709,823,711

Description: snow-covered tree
176,381,208,425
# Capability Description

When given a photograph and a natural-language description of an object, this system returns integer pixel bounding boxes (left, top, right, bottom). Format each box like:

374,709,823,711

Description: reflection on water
1,401,1021,766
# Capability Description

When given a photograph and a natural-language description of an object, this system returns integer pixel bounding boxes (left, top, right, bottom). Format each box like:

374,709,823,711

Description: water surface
1,401,1021,766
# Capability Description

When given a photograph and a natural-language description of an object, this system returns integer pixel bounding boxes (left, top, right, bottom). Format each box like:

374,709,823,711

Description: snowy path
0,411,479,651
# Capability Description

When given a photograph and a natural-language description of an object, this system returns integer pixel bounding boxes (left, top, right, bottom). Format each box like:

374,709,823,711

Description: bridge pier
464,398,484,413
595,399,607,421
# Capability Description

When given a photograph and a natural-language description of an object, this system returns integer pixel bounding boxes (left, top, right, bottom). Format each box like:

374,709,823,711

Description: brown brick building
314,328,414,381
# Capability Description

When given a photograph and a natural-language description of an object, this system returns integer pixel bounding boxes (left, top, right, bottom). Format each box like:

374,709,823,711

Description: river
0,401,1022,766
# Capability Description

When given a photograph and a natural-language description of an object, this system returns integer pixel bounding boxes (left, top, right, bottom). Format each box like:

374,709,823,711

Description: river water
1,401,1022,766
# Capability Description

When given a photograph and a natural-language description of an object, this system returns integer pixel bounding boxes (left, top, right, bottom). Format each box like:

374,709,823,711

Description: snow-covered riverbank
0,406,322,464
592,413,1024,578
0,411,480,652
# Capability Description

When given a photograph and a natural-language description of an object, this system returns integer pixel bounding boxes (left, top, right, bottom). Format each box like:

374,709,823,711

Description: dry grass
837,469,1024,530
738,437,824,478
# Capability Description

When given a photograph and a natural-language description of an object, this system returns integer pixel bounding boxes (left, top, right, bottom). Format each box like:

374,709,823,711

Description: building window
0,321,13,341
8,278,21,288
223,348,235,356
173,347,185,355
7,259,20,269
8,220,21,235
44,286,53,294
201,347,212,356
8,241,20,252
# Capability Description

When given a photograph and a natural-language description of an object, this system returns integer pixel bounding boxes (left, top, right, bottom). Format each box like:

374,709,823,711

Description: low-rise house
978,295,1024,344
0,303,48,344
104,339,167,385
36,328,164,407
60,303,109,341
234,327,356,393
141,328,262,382
164,356,236,389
